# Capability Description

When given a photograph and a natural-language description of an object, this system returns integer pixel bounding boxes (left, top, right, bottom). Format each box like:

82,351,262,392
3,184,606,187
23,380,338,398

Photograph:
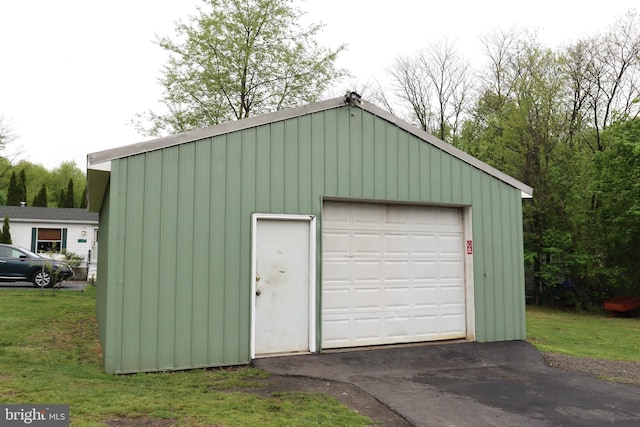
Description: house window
36,228,63,252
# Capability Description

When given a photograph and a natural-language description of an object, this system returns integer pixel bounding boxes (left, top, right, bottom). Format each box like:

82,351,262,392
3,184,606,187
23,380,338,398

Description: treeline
130,0,637,309
0,159,86,208
384,12,640,309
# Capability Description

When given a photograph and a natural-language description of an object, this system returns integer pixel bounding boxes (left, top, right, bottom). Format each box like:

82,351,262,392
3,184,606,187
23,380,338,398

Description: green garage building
87,96,533,374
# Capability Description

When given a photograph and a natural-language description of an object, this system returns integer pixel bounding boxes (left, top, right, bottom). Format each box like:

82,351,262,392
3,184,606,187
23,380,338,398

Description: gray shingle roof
0,206,98,223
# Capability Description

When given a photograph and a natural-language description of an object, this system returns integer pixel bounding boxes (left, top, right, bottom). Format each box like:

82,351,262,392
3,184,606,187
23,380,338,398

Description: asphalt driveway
254,341,640,426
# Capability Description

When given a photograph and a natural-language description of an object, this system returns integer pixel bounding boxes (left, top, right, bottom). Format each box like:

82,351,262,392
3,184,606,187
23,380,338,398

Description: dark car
0,243,73,287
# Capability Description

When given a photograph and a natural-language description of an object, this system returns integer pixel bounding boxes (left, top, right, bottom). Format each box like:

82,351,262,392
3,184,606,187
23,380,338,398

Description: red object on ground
603,297,640,315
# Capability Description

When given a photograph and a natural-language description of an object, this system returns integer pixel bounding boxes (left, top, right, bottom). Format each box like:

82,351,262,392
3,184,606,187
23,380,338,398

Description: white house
0,206,99,279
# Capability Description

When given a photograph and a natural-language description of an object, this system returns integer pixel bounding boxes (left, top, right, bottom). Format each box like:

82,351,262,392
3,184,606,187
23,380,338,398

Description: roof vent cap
344,91,362,106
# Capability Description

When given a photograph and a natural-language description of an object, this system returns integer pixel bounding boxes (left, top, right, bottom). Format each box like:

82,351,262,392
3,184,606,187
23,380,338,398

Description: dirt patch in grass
543,352,640,386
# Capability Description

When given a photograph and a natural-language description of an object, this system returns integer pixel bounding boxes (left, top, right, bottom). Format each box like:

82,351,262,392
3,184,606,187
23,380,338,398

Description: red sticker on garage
466,240,473,254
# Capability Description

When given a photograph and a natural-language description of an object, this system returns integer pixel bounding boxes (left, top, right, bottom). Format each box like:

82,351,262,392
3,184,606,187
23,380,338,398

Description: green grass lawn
526,305,640,361
0,286,371,426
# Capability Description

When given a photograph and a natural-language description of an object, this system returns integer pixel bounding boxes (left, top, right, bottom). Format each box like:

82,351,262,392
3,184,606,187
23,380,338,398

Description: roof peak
87,96,532,198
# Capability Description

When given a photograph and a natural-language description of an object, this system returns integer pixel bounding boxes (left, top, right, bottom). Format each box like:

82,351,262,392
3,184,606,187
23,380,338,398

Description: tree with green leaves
6,171,20,206
1,216,11,244
591,117,640,296
64,178,75,208
457,32,598,307
454,14,640,308
6,168,29,206
48,161,85,207
32,184,48,207
58,189,65,208
80,185,87,209
18,169,27,205
134,0,347,136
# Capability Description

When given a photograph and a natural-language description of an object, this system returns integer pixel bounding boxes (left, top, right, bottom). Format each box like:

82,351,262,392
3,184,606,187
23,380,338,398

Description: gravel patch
542,352,640,386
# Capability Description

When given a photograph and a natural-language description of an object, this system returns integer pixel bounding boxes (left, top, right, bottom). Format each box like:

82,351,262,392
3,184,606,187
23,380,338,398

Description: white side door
251,214,316,357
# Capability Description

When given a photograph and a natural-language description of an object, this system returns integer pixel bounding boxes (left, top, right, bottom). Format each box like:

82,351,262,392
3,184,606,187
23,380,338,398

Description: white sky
0,0,637,171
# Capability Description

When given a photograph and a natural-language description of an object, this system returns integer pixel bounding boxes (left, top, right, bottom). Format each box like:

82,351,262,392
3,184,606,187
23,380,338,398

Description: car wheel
32,270,52,288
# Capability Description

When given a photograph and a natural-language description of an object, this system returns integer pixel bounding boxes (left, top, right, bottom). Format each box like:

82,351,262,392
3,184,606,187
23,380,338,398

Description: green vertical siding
140,150,163,370
192,141,212,366
158,148,178,369
175,143,195,368
99,103,526,373
209,138,227,363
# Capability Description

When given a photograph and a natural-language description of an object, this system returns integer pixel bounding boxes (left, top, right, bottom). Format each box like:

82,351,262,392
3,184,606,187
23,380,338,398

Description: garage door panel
438,208,462,225
323,232,350,255
386,207,412,225
413,286,439,307
439,235,464,255
441,284,465,305
440,312,466,334
414,314,440,337
323,260,350,282
353,317,382,340
412,261,438,280
385,316,412,339
353,287,382,311
323,202,349,224
383,286,411,308
354,232,381,254
382,260,410,281
413,235,438,255
383,234,410,255
415,313,465,336
354,204,382,224
411,209,438,226
323,288,350,312
324,311,466,347
440,260,465,279
352,260,381,281
323,201,466,349
322,318,350,345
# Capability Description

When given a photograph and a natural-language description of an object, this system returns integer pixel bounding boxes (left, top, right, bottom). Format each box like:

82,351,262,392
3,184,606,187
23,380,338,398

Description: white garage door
322,201,466,348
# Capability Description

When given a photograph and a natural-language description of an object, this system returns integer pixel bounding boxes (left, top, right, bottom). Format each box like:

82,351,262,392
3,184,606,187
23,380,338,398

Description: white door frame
462,206,476,341
250,213,317,358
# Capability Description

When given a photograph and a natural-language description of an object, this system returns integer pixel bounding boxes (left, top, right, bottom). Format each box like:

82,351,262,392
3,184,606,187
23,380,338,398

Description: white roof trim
8,219,99,225
87,97,533,197
87,98,346,166
88,159,111,172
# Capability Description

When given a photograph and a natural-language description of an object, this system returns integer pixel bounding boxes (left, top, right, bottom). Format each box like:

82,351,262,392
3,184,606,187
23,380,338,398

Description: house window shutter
31,228,36,252
62,228,68,250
